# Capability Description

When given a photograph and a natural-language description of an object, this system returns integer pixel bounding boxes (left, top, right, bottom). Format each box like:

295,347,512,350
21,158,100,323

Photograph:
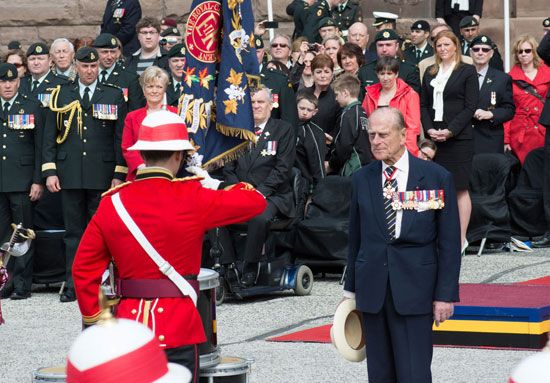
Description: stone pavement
1,249,549,382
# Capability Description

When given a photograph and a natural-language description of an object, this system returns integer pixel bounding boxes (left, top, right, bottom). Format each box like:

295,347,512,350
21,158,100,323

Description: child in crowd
295,91,326,191
327,74,371,175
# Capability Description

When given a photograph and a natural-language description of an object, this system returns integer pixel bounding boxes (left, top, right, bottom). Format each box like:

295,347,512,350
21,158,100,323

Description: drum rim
199,349,221,368
199,356,251,376
198,268,220,289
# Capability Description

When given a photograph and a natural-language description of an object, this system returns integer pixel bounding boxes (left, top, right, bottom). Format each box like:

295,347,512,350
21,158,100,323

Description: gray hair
50,38,74,53
251,86,273,103
271,34,292,47
369,107,405,131
139,65,170,88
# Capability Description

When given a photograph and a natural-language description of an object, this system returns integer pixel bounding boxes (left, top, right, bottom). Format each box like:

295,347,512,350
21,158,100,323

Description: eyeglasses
271,43,288,48
139,31,159,36
471,47,491,53
518,48,532,54
11,63,24,68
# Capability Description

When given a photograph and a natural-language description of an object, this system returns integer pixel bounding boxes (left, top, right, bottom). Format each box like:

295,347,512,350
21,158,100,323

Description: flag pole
267,0,274,42
503,0,510,72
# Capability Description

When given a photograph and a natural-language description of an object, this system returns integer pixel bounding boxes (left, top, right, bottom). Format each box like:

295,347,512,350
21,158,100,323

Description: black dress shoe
0,286,14,299
10,291,31,300
60,289,76,303
532,233,550,248
240,272,257,288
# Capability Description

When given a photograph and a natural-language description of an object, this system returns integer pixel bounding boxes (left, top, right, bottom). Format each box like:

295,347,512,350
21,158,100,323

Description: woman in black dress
421,30,479,252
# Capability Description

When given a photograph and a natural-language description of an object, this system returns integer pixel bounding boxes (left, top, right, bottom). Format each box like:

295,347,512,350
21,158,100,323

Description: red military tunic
73,167,267,348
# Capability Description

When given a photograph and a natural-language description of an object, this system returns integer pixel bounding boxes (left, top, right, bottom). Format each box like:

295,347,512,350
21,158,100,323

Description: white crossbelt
111,192,198,306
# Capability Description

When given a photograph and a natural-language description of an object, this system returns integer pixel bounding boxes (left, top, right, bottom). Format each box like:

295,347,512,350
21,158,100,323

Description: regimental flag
179,0,259,170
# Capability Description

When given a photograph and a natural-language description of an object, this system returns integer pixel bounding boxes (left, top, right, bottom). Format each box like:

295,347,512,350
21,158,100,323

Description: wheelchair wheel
294,265,313,296
216,277,227,306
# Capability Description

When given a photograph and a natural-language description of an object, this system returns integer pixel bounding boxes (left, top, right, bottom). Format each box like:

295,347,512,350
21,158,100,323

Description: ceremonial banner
180,0,259,169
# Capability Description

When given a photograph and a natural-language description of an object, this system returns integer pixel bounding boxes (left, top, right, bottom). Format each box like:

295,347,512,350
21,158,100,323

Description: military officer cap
27,42,49,57
0,63,19,81
459,16,479,29
410,20,430,32
167,43,186,58
75,47,99,63
374,29,400,42
254,34,264,49
93,33,119,49
470,35,494,49
7,40,21,50
317,17,337,30
372,11,398,27
543,17,550,27
161,27,181,37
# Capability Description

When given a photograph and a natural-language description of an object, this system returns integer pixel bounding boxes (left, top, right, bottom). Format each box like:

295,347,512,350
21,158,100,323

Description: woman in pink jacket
362,56,421,156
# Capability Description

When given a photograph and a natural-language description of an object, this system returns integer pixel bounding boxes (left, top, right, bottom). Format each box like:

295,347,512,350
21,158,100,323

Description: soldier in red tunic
72,110,267,381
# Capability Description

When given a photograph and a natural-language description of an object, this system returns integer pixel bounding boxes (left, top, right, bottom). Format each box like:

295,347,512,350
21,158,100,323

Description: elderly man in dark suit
222,87,296,286
343,107,461,382
469,35,515,154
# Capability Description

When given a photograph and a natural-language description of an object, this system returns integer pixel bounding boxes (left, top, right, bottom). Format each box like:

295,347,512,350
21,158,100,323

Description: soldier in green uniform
0,63,44,300
260,64,299,127
20,43,67,108
332,0,362,38
358,29,421,101
166,43,186,107
287,0,314,39
368,11,399,53
42,47,127,302
93,33,145,112
303,0,341,44
403,20,434,65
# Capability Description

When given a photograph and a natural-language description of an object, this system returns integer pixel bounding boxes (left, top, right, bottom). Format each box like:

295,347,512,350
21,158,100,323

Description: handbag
340,147,361,177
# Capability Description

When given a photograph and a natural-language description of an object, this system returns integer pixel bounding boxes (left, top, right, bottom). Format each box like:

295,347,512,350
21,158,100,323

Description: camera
307,43,319,52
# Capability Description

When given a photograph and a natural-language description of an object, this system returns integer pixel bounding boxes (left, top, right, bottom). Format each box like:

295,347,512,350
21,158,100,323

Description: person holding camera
160,27,182,52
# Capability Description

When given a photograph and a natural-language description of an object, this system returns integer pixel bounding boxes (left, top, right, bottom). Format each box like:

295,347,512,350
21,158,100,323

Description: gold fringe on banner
216,122,258,143
203,141,251,170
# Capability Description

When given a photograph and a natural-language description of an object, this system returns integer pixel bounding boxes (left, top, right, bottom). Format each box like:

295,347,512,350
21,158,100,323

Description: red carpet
267,277,550,344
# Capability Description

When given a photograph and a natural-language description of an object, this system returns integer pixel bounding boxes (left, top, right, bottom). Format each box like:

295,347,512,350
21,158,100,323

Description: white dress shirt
477,65,489,89
79,80,98,99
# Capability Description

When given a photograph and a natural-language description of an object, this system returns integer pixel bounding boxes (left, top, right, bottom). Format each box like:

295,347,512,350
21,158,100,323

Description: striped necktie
383,165,398,239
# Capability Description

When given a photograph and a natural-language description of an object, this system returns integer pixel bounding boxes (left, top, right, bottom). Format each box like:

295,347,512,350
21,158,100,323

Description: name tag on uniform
113,8,125,18
391,189,445,211
8,114,35,130
93,104,118,120
37,93,51,107
272,94,279,108
122,88,128,102
260,140,277,156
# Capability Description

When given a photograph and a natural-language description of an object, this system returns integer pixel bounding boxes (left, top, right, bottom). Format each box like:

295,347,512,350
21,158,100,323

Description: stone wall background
0,0,546,63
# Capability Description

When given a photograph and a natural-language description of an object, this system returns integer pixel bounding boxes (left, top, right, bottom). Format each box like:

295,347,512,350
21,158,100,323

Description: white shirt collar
477,65,489,77
382,149,409,177
416,41,428,52
79,80,98,98
32,71,50,84
1,93,18,107
255,119,269,134
100,64,116,78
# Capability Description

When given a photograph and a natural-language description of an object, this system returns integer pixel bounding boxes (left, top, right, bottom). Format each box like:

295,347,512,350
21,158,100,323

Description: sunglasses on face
271,43,288,48
518,49,532,54
471,47,491,53
11,63,24,68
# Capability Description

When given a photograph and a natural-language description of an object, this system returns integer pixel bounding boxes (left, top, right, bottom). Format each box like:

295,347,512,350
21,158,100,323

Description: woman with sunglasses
504,35,550,164
421,30,479,253
4,50,27,78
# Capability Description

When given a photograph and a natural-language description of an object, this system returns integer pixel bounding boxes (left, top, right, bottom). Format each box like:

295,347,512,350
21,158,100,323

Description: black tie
416,49,422,59
32,80,40,92
3,102,10,118
175,82,181,94
100,70,108,83
463,42,469,54
82,87,91,108
254,126,262,136
383,165,398,239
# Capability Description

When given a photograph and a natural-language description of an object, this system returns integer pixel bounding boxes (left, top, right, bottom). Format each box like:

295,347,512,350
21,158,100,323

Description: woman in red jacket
362,56,421,155
504,35,550,164
122,65,179,180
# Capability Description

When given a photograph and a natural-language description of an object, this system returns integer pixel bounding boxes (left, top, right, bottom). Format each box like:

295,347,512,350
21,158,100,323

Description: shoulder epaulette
102,181,132,197
171,176,203,183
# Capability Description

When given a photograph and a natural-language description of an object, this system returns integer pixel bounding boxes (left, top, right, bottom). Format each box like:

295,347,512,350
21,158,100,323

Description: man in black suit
436,0,483,36
403,20,434,65
0,64,44,300
166,44,186,108
344,107,461,382
222,87,295,286
459,16,504,71
101,0,142,57
469,35,515,155
93,33,145,112
533,33,550,247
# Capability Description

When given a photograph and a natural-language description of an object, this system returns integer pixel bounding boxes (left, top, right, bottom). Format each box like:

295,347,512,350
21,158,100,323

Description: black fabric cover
508,148,547,236
293,175,351,265
467,153,519,243
32,230,65,284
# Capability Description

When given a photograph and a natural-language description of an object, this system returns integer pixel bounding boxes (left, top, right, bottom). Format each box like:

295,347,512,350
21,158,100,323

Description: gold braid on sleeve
49,85,83,144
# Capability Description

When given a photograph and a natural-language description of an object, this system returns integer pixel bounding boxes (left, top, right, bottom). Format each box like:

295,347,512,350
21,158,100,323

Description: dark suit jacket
223,118,296,218
166,77,181,107
42,82,128,189
472,67,515,154
435,0,483,18
101,0,142,57
0,94,44,192
421,63,479,139
344,153,461,315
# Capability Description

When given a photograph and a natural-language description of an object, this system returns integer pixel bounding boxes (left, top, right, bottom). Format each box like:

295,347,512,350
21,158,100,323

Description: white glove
186,166,221,190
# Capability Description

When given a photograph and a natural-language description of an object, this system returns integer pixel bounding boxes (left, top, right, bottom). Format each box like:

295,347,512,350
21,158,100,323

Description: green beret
374,29,399,42
254,34,264,49
167,43,186,58
75,47,99,63
459,16,479,29
93,33,118,49
544,18,550,27
7,41,21,50
470,35,494,48
161,27,181,37
317,17,336,30
0,63,19,81
27,42,49,56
